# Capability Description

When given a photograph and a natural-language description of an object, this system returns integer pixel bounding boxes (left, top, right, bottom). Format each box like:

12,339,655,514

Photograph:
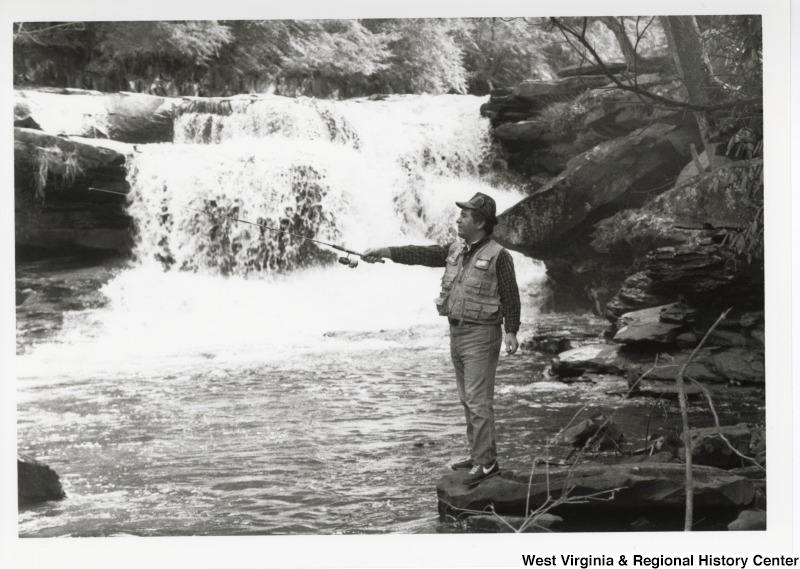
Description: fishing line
88,187,383,267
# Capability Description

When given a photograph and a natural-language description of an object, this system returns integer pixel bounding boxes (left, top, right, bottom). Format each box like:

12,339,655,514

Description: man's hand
504,332,519,355
362,247,390,264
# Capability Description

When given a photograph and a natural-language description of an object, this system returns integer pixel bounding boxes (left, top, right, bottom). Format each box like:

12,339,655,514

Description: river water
16,95,763,536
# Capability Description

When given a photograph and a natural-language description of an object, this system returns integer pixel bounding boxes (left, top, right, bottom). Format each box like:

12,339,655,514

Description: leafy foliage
11,16,760,100
94,21,232,65
362,19,467,94
720,159,764,265
696,15,762,99
538,90,595,136
457,18,561,91
287,20,392,78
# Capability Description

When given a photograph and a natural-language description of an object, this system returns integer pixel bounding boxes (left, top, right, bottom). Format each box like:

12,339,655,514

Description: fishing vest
435,240,504,325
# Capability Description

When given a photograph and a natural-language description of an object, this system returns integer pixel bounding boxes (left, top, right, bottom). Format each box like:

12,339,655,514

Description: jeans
449,323,503,466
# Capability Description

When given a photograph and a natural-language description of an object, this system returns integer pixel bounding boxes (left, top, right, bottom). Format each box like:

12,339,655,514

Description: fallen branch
438,483,624,534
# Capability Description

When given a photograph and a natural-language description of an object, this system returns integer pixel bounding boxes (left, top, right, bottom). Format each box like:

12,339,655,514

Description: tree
596,17,638,70
367,19,468,94
548,17,761,114
13,21,95,87
660,16,718,166
457,18,561,92
286,19,392,78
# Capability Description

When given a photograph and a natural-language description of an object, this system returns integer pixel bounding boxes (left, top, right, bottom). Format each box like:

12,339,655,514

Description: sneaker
450,458,474,471
463,461,500,487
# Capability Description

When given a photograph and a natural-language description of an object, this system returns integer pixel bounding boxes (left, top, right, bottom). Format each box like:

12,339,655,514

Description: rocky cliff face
488,66,763,323
13,89,176,256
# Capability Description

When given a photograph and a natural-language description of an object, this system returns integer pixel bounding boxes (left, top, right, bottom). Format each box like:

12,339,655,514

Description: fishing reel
338,255,359,269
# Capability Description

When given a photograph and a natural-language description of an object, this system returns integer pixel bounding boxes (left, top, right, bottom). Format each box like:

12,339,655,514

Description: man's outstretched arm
363,244,451,267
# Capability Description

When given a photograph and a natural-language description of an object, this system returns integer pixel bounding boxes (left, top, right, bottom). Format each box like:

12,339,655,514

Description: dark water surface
16,259,765,536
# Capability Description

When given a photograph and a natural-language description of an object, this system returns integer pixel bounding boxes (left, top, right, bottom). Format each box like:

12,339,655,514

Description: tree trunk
660,16,717,169
597,17,638,71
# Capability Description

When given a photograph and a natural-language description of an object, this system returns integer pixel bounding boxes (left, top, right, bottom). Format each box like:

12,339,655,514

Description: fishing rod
88,187,383,268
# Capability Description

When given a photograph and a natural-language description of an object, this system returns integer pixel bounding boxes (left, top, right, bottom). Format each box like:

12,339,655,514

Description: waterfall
20,94,546,373
128,94,507,274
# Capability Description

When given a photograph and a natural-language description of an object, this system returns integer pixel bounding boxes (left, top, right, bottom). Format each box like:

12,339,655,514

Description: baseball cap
456,192,497,223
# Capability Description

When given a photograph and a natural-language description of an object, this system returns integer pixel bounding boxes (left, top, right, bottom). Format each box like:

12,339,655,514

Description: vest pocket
464,277,494,298
462,300,484,320
463,300,500,321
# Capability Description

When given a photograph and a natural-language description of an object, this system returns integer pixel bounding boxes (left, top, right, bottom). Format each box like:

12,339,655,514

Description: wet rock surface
15,127,135,255
488,65,762,318
551,341,765,387
727,509,766,531
464,513,563,533
437,463,757,530
18,454,66,505
551,344,628,377
559,413,624,452
680,424,766,470
15,89,176,143
496,123,692,259
522,312,610,354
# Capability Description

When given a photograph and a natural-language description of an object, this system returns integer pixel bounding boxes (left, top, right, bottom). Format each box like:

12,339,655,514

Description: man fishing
363,192,520,486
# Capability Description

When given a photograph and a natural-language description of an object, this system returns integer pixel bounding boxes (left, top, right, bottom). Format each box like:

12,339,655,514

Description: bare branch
549,17,760,112
675,307,732,531
686,376,765,471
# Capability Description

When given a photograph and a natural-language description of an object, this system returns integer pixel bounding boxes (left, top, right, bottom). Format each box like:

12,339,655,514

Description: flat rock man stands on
364,192,520,486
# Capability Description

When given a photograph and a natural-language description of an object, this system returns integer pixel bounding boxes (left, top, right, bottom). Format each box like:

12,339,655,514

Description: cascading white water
19,94,546,375
135,94,502,271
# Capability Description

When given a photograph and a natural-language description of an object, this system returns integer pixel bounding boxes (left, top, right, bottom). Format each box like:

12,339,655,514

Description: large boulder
522,313,610,354
558,412,625,451
581,85,686,136
437,463,756,519
493,120,554,144
15,88,108,137
18,454,66,505
624,347,766,386
15,89,177,143
680,424,766,469
604,272,674,319
15,127,132,189
494,123,696,259
613,303,693,346
644,243,764,311
480,89,538,126
551,344,629,377
613,304,687,346
552,340,764,386
592,159,763,259
15,128,134,254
